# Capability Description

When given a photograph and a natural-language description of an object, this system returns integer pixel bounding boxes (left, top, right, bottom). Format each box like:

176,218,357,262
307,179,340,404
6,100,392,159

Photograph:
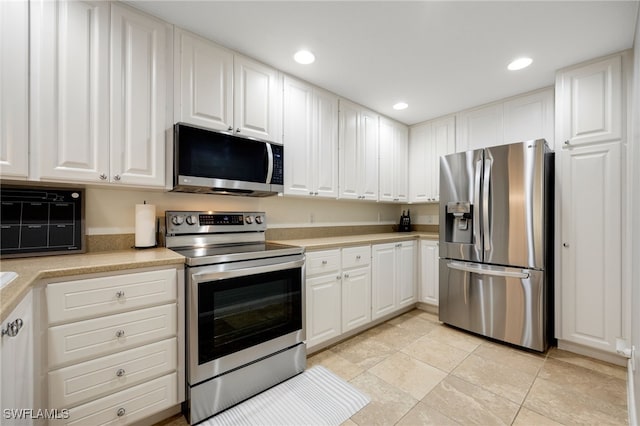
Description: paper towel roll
135,203,156,248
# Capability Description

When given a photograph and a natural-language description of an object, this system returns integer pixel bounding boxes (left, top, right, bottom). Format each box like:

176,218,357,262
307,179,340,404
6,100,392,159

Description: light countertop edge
270,232,439,251
0,248,185,323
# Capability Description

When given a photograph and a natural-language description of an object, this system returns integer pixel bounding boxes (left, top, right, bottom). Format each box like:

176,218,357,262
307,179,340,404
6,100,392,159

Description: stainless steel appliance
439,140,554,351
171,123,284,196
164,211,305,424
0,185,85,258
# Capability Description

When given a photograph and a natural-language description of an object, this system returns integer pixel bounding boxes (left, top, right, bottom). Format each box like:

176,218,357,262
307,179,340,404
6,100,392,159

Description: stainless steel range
165,211,306,425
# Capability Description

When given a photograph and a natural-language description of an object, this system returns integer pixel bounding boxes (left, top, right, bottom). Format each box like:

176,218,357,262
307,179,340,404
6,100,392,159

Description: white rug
202,366,370,426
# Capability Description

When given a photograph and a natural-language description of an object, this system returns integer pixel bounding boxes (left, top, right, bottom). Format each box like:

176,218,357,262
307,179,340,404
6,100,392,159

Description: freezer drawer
438,259,547,351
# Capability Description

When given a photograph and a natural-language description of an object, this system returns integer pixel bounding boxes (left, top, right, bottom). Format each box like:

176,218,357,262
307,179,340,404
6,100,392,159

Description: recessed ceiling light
508,57,533,71
393,102,408,110
294,50,315,65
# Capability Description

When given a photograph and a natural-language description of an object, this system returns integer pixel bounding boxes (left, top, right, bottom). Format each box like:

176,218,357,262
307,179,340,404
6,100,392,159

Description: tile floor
160,308,628,426
308,309,628,426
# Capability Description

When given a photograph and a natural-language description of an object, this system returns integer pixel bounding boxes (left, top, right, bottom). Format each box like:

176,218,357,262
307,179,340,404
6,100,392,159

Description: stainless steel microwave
171,123,284,197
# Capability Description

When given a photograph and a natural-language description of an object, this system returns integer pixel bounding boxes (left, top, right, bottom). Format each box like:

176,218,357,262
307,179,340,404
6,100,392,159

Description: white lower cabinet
45,267,183,425
306,271,342,349
341,246,372,332
371,241,416,320
419,240,439,306
0,291,34,426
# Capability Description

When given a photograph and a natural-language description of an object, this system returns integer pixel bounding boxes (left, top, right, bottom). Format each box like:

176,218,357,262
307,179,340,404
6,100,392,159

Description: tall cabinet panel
175,29,233,131
503,88,554,148
30,0,110,182
379,117,409,202
0,0,29,179
313,88,339,198
455,103,503,152
110,3,170,187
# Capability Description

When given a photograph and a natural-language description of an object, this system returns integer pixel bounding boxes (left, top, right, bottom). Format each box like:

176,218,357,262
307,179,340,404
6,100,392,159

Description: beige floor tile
341,419,359,426
359,323,426,350
348,372,418,426
523,377,628,425
512,407,564,426
548,347,627,380
331,333,397,369
412,310,440,323
451,353,537,404
307,349,365,381
401,335,469,372
473,341,545,376
536,358,627,409
369,352,447,400
396,401,461,426
421,375,520,425
387,313,439,335
425,324,484,352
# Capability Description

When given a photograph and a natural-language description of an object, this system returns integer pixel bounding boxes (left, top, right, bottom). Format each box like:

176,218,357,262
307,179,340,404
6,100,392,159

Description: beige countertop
270,232,439,251
0,248,185,322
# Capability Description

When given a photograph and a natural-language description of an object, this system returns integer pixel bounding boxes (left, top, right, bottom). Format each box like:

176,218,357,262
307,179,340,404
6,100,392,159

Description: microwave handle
265,143,274,184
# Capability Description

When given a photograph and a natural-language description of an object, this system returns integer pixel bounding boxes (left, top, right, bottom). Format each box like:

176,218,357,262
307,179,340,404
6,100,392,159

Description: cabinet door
175,29,233,131
371,243,397,320
378,118,396,202
397,242,416,308
394,125,409,202
110,3,169,187
503,88,554,149
313,88,339,198
560,142,621,353
283,76,314,197
306,274,342,349
339,99,360,200
31,0,110,183
342,267,371,332
233,55,281,142
420,240,439,305
0,0,29,179
360,109,379,201
431,116,455,201
1,292,34,425
408,122,432,202
557,55,622,147
456,103,503,152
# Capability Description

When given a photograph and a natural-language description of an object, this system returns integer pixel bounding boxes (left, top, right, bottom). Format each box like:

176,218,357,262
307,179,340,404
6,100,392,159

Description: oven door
187,254,305,385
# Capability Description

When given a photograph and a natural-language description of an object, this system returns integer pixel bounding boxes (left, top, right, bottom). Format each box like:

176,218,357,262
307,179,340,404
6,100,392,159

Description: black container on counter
398,210,411,232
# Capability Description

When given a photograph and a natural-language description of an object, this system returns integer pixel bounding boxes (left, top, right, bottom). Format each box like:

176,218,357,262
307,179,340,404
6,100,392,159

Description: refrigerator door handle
482,159,492,252
447,261,530,279
474,159,483,252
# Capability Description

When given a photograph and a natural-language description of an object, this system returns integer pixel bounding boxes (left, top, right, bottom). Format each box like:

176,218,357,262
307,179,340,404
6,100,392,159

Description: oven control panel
165,211,266,235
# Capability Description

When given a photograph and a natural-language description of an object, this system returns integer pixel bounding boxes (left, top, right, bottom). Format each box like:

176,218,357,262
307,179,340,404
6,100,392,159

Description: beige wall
401,203,440,225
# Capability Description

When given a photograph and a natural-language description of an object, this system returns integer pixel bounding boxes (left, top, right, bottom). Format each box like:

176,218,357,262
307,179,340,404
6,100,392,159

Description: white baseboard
557,340,627,367
629,358,638,426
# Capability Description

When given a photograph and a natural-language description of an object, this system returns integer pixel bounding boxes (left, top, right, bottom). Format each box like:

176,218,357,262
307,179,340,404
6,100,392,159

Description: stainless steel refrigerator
439,139,554,351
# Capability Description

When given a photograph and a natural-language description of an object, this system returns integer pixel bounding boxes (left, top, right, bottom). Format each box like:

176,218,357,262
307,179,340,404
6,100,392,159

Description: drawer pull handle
115,291,125,299
115,330,125,338
321,260,327,265
117,408,126,417
116,368,126,377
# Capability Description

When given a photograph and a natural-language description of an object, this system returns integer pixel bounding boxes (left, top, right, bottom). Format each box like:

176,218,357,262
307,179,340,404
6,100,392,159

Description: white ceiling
127,1,639,125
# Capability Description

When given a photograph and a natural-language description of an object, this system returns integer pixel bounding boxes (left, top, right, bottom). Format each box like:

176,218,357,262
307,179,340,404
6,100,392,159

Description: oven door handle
191,258,305,283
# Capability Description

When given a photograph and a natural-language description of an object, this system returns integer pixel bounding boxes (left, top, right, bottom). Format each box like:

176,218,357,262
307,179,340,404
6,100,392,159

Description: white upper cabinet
31,1,170,187
503,88,554,149
409,115,455,203
283,76,338,198
174,30,233,132
174,29,281,143
556,55,622,148
339,99,379,201
379,117,409,203
110,3,170,187
0,0,29,179
456,88,554,152
30,0,110,183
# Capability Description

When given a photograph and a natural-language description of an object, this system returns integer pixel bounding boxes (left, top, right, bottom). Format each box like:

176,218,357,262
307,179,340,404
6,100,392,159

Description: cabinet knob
228,126,233,131
113,174,121,181
117,408,126,417
116,368,126,377
356,255,361,260
564,140,570,146
563,243,570,248
1,318,23,338
396,243,402,248
99,173,107,180
321,260,327,265
115,329,125,338
314,192,319,196
309,191,314,195
336,276,341,280
235,128,241,133
115,291,125,299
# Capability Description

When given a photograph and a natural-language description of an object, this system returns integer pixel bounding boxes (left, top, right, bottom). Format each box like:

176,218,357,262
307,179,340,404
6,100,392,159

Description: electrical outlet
309,213,315,223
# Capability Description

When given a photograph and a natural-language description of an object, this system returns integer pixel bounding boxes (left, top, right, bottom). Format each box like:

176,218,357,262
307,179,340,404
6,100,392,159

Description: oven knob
171,215,184,226
186,215,198,225
245,216,254,224
255,215,263,224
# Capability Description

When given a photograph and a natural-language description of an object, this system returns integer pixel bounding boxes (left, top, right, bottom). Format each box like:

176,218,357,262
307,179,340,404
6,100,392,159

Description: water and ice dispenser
444,202,473,244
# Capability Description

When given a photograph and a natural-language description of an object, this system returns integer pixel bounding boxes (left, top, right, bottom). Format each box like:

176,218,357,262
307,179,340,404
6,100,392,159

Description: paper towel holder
134,201,158,249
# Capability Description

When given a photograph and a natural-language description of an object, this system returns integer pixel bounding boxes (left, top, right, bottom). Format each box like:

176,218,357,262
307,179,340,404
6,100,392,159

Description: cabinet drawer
48,304,177,368
342,246,371,269
47,269,177,324
49,338,177,409
306,250,340,276
51,373,177,426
